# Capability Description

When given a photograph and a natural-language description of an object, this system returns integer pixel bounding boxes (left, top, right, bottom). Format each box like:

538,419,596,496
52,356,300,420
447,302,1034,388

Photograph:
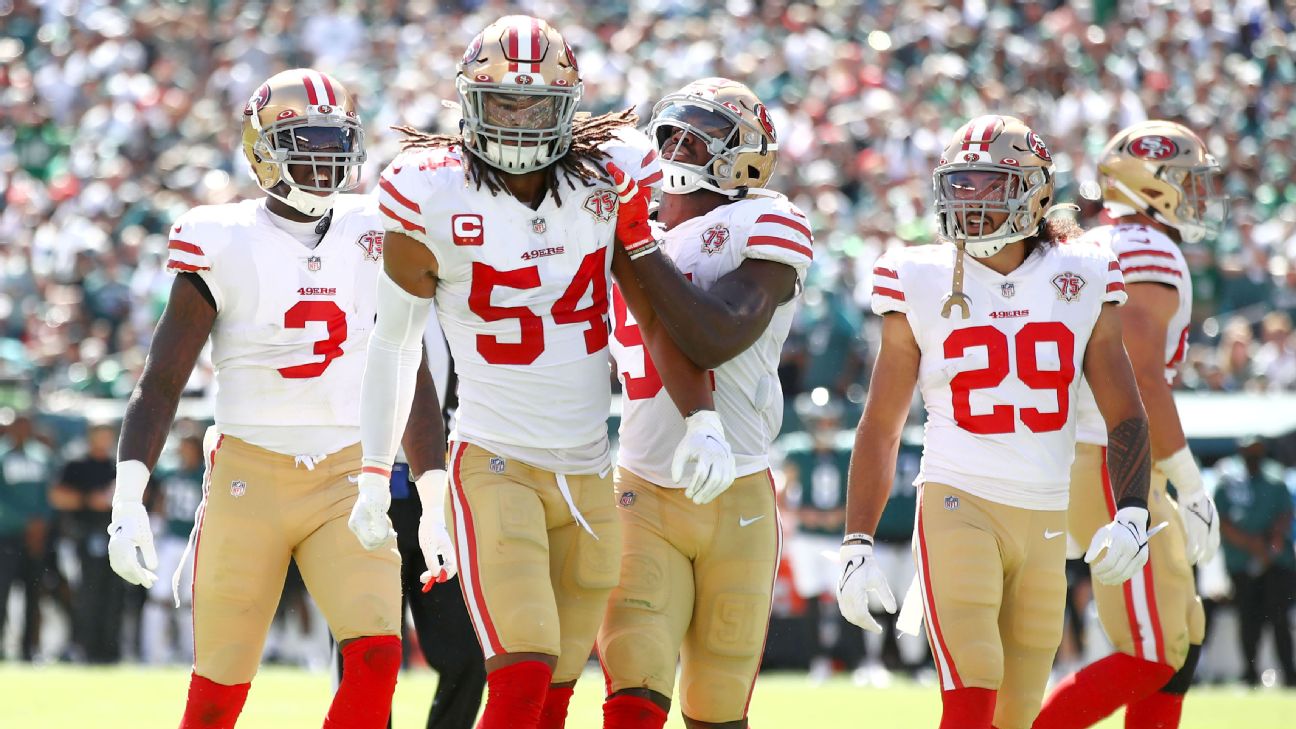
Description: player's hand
1085,505,1151,585
414,469,457,588
107,501,158,588
671,410,737,505
1177,490,1220,565
348,470,395,550
606,161,656,258
836,542,896,633
1156,448,1220,564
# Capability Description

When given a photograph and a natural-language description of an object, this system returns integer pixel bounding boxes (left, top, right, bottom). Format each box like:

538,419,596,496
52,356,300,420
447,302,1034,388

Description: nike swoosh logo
172,225,182,234
1044,530,1065,540
739,515,765,527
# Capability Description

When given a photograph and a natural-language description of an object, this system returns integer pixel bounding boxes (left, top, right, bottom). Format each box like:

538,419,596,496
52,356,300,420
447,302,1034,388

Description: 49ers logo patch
1027,131,1051,161
356,230,384,261
243,83,271,116
1051,271,1087,302
701,223,730,255
1128,135,1179,161
754,103,777,140
583,189,617,222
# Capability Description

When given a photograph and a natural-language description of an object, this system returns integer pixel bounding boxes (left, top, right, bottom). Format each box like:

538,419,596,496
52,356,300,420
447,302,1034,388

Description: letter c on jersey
452,214,485,246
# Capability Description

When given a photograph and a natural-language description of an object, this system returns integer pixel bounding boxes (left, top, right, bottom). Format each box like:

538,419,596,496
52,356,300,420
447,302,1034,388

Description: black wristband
1116,496,1148,511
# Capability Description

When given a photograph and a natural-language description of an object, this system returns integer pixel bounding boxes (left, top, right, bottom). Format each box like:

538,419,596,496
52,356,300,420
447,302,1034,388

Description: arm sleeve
360,271,434,472
742,201,814,283
870,252,909,315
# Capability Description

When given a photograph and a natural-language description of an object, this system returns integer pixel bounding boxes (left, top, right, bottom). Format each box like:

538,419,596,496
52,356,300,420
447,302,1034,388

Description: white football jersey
612,193,813,487
377,128,660,474
1074,224,1192,446
873,241,1126,510
165,196,385,457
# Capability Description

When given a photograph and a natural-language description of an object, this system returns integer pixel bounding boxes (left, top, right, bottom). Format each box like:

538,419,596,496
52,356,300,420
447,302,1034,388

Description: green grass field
3,666,1294,728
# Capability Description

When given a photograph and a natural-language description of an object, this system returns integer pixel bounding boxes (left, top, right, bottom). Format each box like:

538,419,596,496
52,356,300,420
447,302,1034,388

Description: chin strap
941,239,972,319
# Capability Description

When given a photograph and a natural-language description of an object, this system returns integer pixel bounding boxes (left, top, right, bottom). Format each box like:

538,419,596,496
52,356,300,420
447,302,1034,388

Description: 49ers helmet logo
1027,131,1051,161
462,33,484,65
1128,135,1179,160
754,103,777,140
244,83,271,116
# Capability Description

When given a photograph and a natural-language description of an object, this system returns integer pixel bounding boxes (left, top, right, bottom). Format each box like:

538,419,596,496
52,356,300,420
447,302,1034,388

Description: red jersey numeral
467,250,610,365
611,285,663,400
278,300,348,378
944,322,1076,434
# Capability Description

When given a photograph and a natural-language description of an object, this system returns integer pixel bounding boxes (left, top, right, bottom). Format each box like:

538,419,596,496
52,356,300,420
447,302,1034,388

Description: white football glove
836,541,897,633
671,410,737,505
1157,447,1220,565
107,460,159,589
1085,505,1151,585
348,468,395,550
414,469,457,587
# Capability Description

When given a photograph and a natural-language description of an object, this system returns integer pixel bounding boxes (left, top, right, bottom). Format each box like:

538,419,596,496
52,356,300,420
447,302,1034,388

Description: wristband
113,460,150,505
843,532,874,546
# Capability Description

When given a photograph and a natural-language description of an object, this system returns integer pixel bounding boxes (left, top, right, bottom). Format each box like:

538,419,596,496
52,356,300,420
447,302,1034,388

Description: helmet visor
271,123,365,193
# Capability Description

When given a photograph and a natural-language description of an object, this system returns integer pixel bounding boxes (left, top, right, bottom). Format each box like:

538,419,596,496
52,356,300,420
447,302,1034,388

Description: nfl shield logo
530,217,547,234
944,495,959,511
306,256,322,272
1000,282,1015,298
489,456,506,474
230,480,246,498
618,491,636,507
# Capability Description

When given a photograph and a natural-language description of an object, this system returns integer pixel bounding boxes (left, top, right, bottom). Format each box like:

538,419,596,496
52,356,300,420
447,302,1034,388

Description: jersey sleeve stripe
168,240,204,256
755,213,812,240
379,203,427,235
873,266,899,279
1106,282,1125,293
1108,260,1121,271
874,286,905,301
166,260,208,273
641,149,658,168
638,169,663,187
1123,265,1182,278
379,177,422,214
748,235,813,259
1118,249,1176,261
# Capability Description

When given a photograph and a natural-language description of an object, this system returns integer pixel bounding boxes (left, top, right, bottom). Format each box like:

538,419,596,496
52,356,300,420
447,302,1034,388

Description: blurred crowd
2,0,1296,418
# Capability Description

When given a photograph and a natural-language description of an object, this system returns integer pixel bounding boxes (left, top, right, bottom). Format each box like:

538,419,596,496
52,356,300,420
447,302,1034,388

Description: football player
1033,121,1225,729
595,78,811,729
836,116,1154,729
106,69,438,729
350,17,734,729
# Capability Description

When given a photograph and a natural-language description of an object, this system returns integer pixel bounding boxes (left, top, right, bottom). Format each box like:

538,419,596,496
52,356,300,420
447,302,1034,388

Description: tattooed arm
1084,303,1152,505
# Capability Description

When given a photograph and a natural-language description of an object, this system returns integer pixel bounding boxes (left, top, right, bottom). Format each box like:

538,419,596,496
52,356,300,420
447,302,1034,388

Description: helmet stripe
507,23,519,60
319,73,337,105
529,17,542,61
302,74,320,105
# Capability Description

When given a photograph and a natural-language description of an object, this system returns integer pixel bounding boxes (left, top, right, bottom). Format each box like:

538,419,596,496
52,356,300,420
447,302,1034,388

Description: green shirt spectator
0,419,54,537
1215,450,1296,575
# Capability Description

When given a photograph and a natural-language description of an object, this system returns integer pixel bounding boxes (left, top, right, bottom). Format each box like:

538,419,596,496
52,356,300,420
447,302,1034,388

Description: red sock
538,686,575,729
1124,690,1184,729
1033,654,1175,729
322,635,402,729
179,673,250,729
940,687,996,729
478,660,554,729
603,693,668,729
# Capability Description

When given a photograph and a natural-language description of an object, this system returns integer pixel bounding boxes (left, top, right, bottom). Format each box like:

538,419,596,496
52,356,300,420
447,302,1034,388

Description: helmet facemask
457,77,581,174
934,164,1051,258
253,117,365,218
649,97,775,197
1156,157,1226,243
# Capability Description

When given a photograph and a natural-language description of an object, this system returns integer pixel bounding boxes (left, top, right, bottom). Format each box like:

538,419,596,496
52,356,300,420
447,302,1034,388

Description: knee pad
1161,643,1201,695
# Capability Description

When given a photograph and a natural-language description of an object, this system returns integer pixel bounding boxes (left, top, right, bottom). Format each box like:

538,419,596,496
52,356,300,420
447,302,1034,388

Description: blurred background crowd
1,0,1295,691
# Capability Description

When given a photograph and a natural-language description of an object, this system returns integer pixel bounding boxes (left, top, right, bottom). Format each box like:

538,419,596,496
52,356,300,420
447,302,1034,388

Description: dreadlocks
394,107,638,207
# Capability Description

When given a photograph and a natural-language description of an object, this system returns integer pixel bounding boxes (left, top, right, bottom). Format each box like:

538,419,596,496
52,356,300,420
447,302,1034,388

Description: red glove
606,162,657,259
